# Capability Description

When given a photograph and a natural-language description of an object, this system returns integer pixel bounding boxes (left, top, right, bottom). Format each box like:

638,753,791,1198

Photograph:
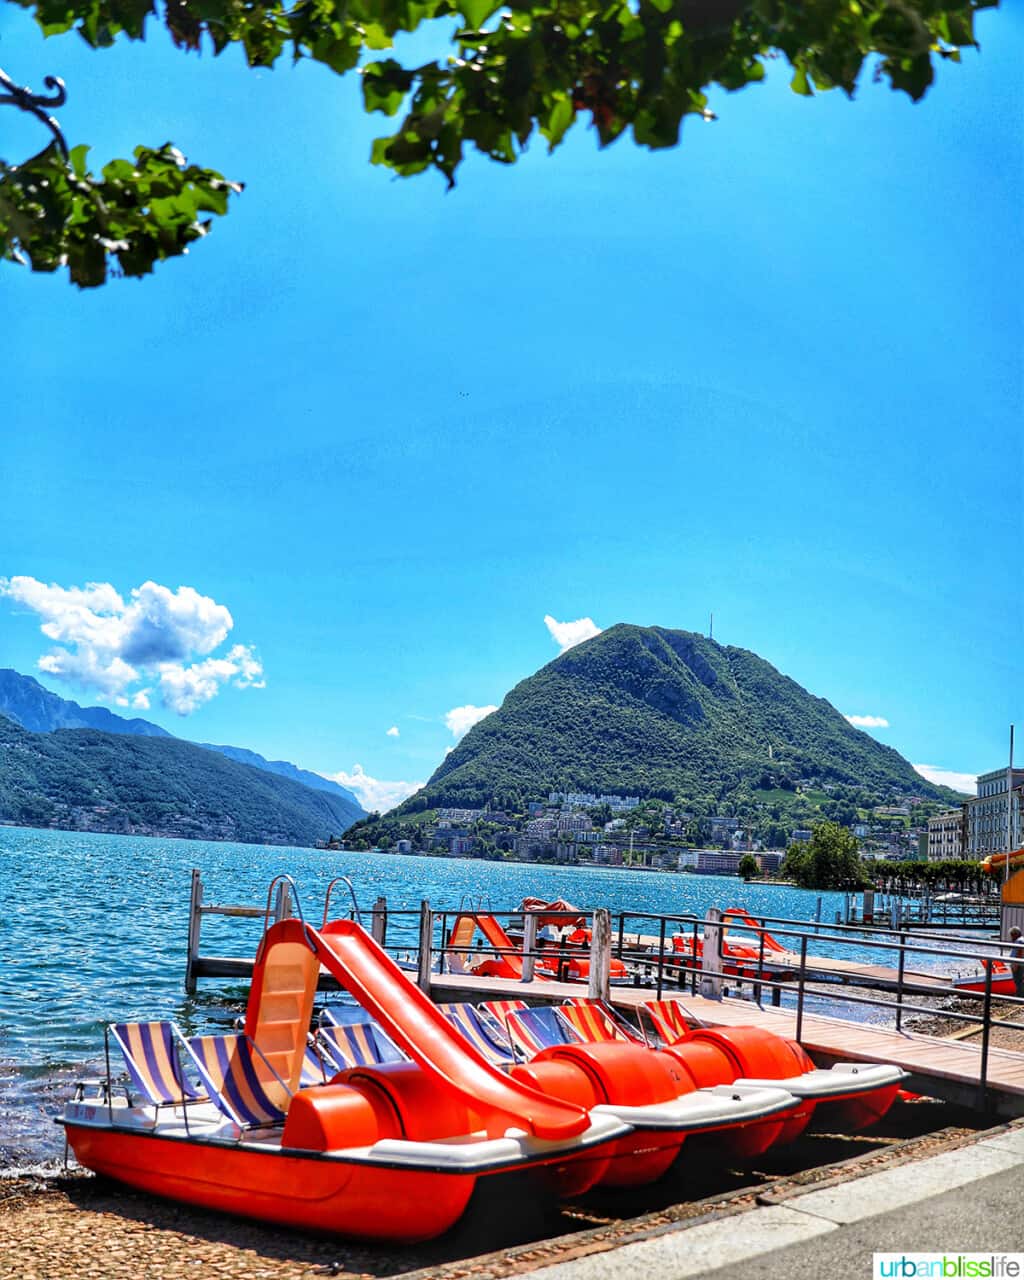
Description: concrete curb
528,1128,1024,1280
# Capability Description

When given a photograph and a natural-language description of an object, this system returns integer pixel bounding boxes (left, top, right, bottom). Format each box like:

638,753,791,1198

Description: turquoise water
0,825,942,1169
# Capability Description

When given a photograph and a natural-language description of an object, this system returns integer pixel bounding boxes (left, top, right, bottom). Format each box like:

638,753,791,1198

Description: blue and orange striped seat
300,1038,331,1088
109,1021,204,1107
640,999,693,1046
504,1007,581,1059
319,1005,405,1064
559,999,646,1045
437,1003,516,1067
315,1022,406,1073
187,1033,290,1129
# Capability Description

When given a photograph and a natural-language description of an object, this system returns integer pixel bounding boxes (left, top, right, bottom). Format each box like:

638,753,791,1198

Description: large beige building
966,767,1024,856
927,808,967,861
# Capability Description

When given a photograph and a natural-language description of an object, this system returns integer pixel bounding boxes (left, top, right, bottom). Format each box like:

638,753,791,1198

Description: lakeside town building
966,768,1024,856
927,808,967,861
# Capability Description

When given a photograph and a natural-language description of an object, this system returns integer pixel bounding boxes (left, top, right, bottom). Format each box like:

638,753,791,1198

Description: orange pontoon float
60,917,631,1241
473,997,904,1157
501,1004,798,1185
640,999,906,1133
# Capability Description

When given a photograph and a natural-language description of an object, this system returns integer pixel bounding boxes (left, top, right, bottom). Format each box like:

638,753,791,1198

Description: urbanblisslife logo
875,1257,1024,1279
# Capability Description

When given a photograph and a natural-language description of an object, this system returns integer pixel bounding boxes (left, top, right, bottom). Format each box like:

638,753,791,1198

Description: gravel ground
0,1101,986,1280
905,996,1024,1050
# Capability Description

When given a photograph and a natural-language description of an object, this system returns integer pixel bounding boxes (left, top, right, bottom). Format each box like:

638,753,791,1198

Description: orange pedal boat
60,917,631,1241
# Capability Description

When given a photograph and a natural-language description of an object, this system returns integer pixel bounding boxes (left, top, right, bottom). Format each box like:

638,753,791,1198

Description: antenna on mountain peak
708,613,713,641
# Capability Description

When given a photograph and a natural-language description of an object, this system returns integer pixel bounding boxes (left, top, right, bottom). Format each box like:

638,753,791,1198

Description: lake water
0,825,950,1171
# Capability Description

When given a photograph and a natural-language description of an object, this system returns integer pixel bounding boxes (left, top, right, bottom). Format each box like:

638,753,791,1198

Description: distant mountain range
0,670,363,839
0,713,359,845
354,625,953,836
195,743,357,802
0,668,172,738
0,668,365,841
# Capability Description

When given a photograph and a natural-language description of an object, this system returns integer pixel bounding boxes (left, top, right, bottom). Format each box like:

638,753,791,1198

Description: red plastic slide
250,918,590,1142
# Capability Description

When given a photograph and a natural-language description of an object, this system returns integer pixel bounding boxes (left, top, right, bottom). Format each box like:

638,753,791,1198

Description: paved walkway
528,1127,1024,1280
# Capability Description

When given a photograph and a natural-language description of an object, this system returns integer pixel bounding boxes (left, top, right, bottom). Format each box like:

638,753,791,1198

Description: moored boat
952,958,1017,996
60,915,630,1240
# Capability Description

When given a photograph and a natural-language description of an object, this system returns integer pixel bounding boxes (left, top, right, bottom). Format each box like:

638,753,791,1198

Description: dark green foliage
738,852,759,880
9,0,991,189
0,141,240,287
0,714,358,845
782,821,867,888
863,857,990,893
0,0,999,280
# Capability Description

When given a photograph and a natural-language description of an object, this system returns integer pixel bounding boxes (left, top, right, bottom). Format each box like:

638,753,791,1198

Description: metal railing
184,873,1024,1111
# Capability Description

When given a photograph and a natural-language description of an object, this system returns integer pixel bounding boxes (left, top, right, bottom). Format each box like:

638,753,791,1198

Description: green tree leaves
782,821,867,889
0,0,999,281
0,141,241,286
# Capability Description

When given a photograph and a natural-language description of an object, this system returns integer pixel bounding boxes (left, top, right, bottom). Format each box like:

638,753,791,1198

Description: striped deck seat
187,1033,290,1130
476,1000,531,1058
640,999,693,1046
505,1006,581,1059
558,1000,642,1045
319,1005,405,1062
315,1021,407,1073
109,1021,204,1108
300,1038,331,1088
437,1003,515,1067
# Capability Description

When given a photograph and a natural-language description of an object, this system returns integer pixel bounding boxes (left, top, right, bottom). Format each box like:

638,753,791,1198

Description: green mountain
0,714,359,845
378,625,953,819
0,668,364,816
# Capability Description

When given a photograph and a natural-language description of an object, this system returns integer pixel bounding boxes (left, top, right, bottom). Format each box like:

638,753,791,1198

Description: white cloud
844,714,890,729
386,726,400,738
913,763,977,795
544,614,602,653
157,644,265,716
323,765,424,814
0,575,263,716
444,703,497,739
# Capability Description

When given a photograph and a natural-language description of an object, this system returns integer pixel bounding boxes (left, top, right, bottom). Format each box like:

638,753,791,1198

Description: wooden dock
429,972,1024,1118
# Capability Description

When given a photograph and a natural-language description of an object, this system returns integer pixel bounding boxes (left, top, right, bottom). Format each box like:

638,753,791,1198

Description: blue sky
1,4,1020,810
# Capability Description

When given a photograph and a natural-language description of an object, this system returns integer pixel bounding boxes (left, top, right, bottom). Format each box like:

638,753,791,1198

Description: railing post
656,918,666,1000
522,911,538,984
754,916,766,1006
795,934,809,1042
185,868,203,995
273,879,292,923
370,895,388,945
700,907,724,1001
978,959,994,1112
691,919,699,995
417,900,433,993
617,912,625,959
895,930,906,1032
588,908,611,1002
